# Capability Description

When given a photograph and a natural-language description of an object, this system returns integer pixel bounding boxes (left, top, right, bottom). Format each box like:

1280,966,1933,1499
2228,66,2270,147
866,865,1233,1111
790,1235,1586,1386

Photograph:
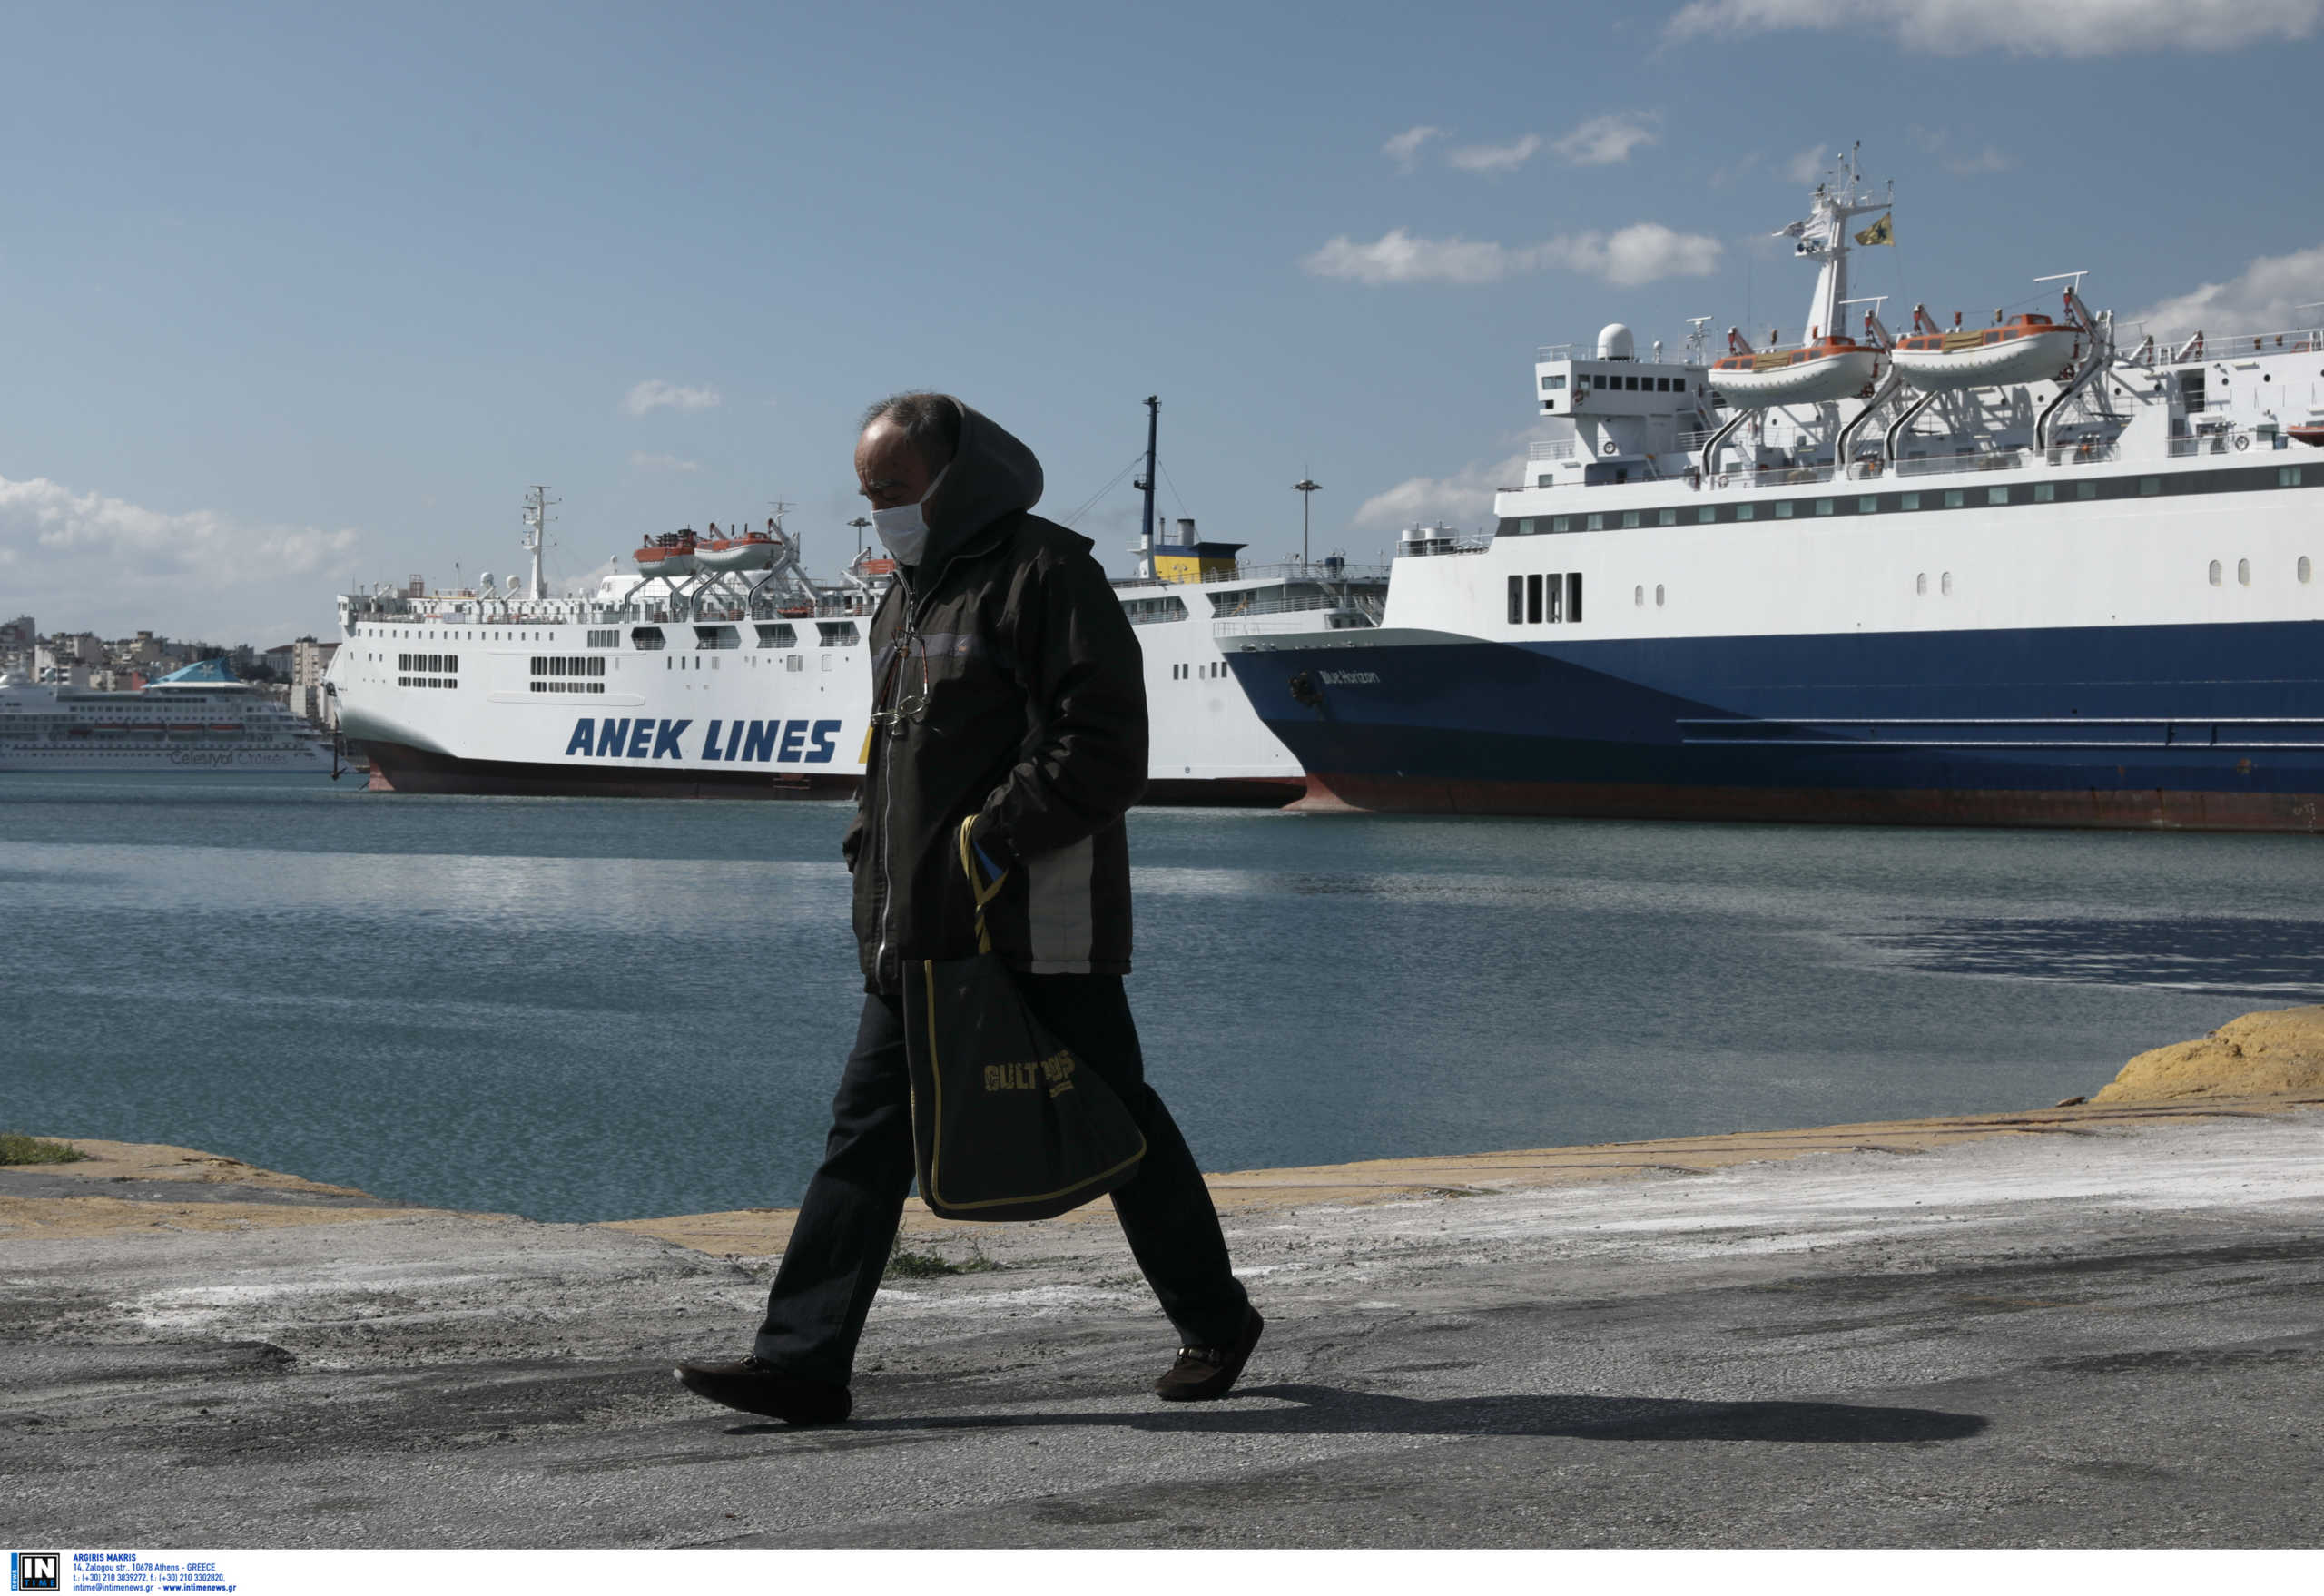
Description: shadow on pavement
740,1383,1986,1443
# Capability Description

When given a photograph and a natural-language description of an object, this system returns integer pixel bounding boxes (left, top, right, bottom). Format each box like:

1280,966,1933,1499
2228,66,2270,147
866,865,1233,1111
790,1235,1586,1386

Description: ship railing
2166,433,2253,458
2045,440,2122,467
1206,590,1387,620
1881,449,2028,479
1528,439,1578,461
1536,344,1699,365
2116,325,2324,366
1396,533,1493,557
1717,463,1838,489
1112,560,1392,590
1214,608,1382,638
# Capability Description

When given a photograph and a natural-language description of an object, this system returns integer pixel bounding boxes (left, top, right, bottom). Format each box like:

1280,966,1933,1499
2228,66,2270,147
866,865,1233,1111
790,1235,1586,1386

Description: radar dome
505,574,521,594
1596,323,1636,360
478,571,495,592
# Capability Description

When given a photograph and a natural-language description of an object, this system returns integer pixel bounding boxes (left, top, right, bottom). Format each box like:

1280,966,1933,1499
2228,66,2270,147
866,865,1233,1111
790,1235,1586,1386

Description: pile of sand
2096,1005,2324,1104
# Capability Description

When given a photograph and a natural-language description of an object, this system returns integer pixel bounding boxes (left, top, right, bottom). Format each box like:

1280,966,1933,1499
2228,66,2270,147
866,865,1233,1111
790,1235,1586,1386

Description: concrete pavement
5,1102,2322,1548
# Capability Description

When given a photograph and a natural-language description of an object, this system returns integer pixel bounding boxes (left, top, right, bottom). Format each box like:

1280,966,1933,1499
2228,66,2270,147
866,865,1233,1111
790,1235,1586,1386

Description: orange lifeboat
1893,311,2082,392
635,528,699,577
1708,330,1879,407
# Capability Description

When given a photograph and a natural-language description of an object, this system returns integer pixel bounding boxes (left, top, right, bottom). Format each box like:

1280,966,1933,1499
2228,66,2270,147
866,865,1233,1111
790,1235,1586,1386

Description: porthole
1654,585,1666,608
1940,571,1954,596
1633,585,1645,606
2238,558,2251,586
2208,560,2222,586
2301,556,2314,585
1915,572,1927,596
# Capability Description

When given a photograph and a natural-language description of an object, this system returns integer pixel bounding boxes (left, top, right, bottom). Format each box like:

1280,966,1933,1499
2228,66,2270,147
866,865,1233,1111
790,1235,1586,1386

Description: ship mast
1783,142,1891,344
1132,396,1158,581
520,486,558,602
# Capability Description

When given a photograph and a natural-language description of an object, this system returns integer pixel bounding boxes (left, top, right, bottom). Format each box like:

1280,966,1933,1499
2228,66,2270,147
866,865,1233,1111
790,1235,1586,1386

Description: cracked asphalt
5,1108,2322,1548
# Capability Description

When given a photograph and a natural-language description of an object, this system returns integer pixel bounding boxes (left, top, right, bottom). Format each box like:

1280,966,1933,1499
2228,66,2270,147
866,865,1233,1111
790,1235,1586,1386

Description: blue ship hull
1225,620,2324,832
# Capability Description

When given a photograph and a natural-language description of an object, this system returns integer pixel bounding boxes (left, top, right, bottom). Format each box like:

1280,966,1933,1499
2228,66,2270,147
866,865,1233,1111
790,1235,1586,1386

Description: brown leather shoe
1154,1307,1264,1402
672,1355,852,1424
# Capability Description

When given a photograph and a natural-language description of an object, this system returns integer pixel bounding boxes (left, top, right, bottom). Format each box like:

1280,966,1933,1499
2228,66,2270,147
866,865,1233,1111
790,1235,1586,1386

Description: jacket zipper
871,570,931,989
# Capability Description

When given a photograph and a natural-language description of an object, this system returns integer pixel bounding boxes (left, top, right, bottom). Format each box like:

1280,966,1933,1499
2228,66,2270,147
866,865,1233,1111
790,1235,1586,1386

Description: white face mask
870,501,928,566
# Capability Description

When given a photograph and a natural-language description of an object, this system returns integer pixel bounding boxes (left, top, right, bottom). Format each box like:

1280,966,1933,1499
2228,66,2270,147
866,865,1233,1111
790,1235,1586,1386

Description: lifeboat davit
696,521,783,572
1708,333,1879,408
635,528,699,577
1893,313,2082,392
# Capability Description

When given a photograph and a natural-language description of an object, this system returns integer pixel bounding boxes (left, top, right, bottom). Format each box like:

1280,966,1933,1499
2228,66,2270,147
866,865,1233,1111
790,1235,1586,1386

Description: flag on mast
1854,214,1895,247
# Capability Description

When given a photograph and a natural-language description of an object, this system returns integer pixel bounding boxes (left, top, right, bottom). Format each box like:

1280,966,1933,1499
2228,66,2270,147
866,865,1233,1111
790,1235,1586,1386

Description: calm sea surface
5,773,2322,1223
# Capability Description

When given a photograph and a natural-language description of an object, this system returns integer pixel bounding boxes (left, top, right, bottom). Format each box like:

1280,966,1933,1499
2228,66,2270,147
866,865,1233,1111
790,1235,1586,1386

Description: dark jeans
754,974,1249,1384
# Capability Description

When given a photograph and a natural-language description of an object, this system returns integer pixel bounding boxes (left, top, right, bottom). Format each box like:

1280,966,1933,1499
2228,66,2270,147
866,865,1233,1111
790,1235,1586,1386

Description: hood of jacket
915,399,1045,573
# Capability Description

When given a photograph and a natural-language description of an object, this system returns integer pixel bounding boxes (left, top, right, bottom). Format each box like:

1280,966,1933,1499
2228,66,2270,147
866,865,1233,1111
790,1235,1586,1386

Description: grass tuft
885,1239,1005,1279
0,1132,89,1166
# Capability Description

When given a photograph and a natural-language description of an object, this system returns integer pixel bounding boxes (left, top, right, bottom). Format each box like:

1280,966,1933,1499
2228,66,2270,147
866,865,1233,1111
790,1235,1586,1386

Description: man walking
675,393,1261,1425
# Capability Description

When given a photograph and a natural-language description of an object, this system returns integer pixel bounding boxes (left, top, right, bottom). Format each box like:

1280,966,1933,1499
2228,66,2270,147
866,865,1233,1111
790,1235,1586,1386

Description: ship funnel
1597,323,1635,360
1177,517,1196,540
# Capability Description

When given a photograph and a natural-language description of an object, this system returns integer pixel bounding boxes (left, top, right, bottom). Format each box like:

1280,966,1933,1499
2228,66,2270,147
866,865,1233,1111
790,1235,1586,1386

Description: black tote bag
901,818,1147,1222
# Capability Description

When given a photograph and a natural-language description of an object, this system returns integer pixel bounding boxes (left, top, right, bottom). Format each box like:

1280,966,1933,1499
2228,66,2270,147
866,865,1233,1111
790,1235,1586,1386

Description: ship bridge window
631,626,666,651
1541,374,1566,390
755,623,797,648
818,621,860,647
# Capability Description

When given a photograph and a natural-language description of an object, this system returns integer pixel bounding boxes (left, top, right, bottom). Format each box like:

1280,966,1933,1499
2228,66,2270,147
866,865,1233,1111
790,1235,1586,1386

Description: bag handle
956,814,1009,954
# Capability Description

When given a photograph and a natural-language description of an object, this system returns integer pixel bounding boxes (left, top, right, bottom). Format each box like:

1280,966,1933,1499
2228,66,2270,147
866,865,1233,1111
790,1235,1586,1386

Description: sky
5,0,2323,645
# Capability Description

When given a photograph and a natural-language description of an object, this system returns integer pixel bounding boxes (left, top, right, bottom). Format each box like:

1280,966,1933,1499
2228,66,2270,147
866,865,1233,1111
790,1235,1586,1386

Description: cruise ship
330,465,1384,803
0,658,335,773
1223,150,2324,832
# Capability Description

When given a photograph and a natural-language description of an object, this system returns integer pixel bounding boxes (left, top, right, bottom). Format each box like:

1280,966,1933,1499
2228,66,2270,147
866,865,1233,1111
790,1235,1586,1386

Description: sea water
5,773,2319,1223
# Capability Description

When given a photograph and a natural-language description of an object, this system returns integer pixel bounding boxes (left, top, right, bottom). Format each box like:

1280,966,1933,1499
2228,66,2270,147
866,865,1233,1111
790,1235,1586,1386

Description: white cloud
0,472,362,639
1665,0,2320,56
628,451,702,472
1382,125,1445,172
1554,224,1725,286
1942,145,2016,176
1909,124,2018,175
1303,230,1523,286
1784,145,1827,185
622,379,723,417
1552,113,1662,167
1446,134,1543,174
1302,222,1722,288
2129,241,2324,338
1351,456,1523,532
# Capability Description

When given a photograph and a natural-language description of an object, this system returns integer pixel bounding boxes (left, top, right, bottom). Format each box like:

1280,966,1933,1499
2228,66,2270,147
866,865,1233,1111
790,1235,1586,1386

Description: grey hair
859,391,962,472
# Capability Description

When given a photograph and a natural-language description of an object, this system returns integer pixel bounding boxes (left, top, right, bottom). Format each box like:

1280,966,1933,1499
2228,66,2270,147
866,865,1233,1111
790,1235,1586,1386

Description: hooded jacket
844,399,1146,994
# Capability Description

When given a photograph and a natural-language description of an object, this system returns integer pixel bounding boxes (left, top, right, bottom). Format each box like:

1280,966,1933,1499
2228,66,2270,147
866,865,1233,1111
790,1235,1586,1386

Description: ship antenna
521,486,559,603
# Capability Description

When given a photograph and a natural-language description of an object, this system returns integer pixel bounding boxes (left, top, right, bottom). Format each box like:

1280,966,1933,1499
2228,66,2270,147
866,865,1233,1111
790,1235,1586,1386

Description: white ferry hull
331,566,1383,803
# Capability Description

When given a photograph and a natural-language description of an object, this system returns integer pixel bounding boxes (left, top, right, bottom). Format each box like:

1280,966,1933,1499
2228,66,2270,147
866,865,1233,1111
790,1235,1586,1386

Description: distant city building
287,636,340,727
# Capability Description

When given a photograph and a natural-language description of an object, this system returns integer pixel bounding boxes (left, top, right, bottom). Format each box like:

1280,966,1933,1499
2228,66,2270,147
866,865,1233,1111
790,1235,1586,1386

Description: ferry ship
1223,150,2324,832
330,452,1384,803
0,658,335,773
